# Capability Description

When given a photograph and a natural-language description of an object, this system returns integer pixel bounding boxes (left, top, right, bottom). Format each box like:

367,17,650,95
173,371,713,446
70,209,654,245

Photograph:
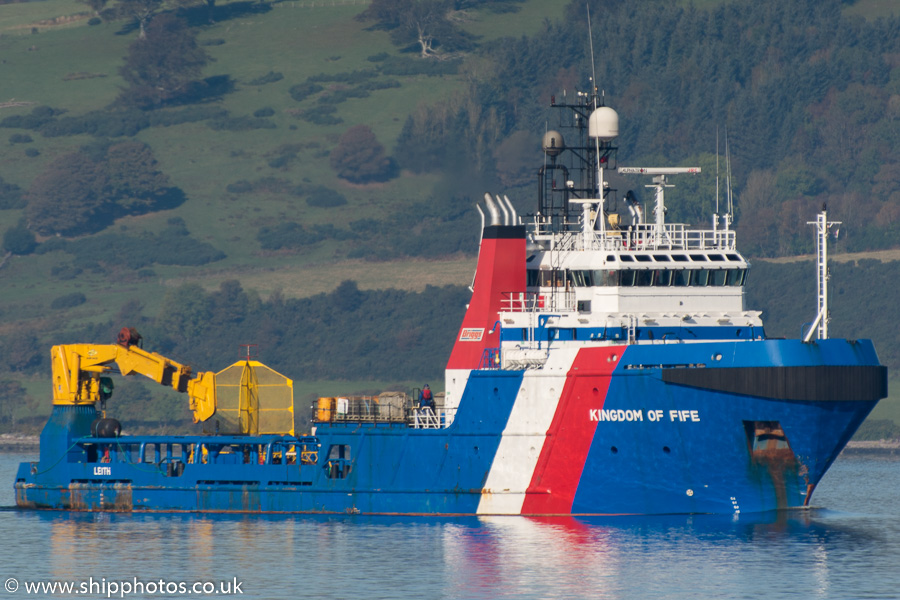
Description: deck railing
501,291,576,313
532,222,736,252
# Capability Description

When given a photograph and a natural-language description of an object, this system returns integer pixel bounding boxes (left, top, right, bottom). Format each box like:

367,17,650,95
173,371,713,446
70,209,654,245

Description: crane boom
50,330,217,423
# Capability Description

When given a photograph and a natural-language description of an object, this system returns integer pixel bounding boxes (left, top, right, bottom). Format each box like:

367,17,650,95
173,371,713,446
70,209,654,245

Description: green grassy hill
0,0,557,330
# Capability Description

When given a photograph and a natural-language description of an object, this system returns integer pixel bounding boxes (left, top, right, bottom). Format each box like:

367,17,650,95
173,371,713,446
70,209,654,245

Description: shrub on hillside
267,155,293,169
51,264,83,280
288,82,324,102
38,107,226,139
253,107,275,118
208,115,276,131
360,79,401,91
308,70,377,84
298,105,342,125
2,220,37,255
153,106,228,126
64,222,226,269
304,186,347,208
317,87,371,105
257,222,324,250
0,177,24,210
41,111,147,137
50,293,87,310
377,56,461,76
9,133,32,144
0,106,63,130
225,177,292,195
248,71,283,86
329,125,395,183
226,180,254,194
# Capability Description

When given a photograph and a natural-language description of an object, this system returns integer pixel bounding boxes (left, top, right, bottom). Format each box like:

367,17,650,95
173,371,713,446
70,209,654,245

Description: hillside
0,0,899,436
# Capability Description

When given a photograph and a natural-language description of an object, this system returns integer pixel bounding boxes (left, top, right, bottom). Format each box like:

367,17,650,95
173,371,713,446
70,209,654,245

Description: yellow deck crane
50,327,295,437
50,327,217,424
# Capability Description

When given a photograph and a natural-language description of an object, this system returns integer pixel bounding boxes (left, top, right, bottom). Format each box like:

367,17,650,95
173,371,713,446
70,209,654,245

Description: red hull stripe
521,347,623,514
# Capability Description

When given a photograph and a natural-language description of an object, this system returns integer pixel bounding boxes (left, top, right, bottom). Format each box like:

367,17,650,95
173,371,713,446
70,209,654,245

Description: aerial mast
804,206,841,342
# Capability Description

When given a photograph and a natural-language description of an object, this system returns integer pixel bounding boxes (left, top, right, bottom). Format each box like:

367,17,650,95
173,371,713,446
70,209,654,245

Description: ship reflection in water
16,456,897,600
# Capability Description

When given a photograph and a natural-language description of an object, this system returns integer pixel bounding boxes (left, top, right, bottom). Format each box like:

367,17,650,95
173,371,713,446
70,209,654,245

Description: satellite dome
542,130,565,156
589,106,619,141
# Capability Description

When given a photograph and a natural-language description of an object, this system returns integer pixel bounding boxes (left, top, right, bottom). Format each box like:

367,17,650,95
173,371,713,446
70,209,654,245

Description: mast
804,206,841,342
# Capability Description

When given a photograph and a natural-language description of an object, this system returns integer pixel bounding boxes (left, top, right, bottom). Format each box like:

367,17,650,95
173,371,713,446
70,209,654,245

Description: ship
14,84,887,516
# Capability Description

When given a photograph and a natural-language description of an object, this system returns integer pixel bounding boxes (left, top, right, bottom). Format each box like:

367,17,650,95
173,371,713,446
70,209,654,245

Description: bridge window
570,270,593,287
594,269,618,286
634,270,653,286
672,270,691,286
527,269,540,287
692,269,710,286
710,269,728,286
727,268,746,286
601,269,746,288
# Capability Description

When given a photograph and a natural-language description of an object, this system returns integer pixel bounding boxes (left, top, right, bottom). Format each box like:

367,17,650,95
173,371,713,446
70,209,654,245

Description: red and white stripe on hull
476,346,623,515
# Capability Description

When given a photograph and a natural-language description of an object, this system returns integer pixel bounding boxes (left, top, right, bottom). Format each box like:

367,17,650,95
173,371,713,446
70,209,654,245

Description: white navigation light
589,106,618,141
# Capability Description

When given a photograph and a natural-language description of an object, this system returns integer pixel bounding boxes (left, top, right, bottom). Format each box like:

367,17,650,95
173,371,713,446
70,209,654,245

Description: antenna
587,4,597,104
804,206,841,342
724,126,734,225
586,3,604,237
715,127,720,215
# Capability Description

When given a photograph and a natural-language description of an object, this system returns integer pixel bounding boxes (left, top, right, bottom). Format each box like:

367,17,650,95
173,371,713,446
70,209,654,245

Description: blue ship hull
16,339,883,515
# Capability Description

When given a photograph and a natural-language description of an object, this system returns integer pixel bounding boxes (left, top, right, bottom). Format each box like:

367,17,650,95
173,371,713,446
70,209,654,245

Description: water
1,452,898,600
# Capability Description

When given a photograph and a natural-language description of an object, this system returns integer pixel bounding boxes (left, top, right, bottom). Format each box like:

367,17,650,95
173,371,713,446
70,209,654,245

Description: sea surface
1,451,898,600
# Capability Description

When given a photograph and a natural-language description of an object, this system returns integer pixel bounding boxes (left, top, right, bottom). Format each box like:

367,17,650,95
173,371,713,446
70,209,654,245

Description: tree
26,152,106,236
118,14,209,108
25,143,174,237
0,177,25,210
2,220,37,255
357,0,473,58
494,130,538,188
329,125,395,184
102,141,171,212
116,0,164,39
157,282,212,340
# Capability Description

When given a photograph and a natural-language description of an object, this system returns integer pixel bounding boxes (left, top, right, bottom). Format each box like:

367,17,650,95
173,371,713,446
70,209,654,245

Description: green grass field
0,0,491,318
